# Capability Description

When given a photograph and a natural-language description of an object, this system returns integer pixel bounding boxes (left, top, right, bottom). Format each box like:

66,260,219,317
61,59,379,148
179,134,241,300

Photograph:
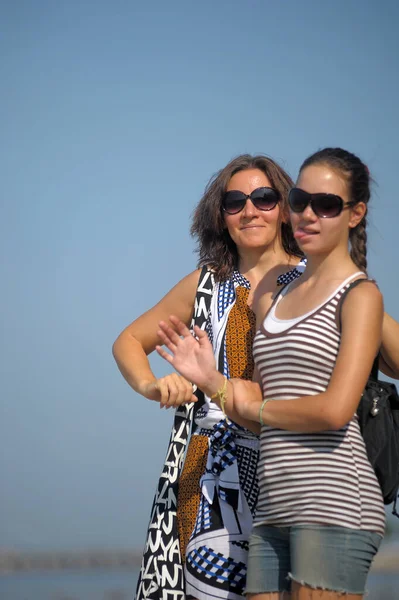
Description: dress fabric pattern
253,274,386,537
135,267,214,600
181,275,260,600
177,434,209,563
225,287,257,381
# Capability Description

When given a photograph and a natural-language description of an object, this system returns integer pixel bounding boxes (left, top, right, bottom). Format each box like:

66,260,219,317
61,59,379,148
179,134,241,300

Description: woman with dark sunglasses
155,148,399,599
113,154,306,600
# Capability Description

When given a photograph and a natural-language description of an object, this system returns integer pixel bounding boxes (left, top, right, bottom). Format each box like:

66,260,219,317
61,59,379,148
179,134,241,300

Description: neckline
234,258,307,291
232,269,251,289
265,271,365,332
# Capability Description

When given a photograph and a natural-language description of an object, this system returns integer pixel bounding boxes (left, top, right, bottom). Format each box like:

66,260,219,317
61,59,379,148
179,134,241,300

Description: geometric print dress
177,273,260,600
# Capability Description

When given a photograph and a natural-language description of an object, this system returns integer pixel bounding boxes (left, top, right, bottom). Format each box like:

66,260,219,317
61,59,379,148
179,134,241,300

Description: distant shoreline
1,544,398,575
0,549,141,575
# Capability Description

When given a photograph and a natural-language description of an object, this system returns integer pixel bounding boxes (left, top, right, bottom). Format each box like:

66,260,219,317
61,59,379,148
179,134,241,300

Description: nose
301,203,317,221
241,197,257,218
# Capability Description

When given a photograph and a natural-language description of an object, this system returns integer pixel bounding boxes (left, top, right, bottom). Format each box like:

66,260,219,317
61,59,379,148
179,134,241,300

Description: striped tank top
252,274,385,535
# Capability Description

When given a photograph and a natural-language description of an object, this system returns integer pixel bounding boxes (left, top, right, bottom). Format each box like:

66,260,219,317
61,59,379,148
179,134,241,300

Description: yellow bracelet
210,376,228,416
259,398,270,426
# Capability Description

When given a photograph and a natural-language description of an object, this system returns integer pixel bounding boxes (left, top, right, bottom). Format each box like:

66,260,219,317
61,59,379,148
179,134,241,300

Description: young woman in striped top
156,148,393,599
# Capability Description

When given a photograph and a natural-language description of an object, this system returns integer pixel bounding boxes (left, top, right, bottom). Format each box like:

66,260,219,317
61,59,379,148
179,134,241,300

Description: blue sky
1,0,398,550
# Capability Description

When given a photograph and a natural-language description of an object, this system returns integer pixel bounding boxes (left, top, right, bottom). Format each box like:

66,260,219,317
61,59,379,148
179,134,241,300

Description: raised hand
156,315,218,392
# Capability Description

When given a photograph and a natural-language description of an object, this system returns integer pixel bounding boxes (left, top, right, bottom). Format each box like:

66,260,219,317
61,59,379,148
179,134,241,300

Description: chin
242,241,272,250
241,233,275,245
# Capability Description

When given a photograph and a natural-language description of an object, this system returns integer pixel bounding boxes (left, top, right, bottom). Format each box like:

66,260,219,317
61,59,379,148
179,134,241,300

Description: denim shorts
245,523,382,595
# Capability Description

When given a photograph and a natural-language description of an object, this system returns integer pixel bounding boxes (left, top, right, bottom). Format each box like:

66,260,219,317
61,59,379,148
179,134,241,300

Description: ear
349,202,366,229
280,204,290,224
281,213,289,225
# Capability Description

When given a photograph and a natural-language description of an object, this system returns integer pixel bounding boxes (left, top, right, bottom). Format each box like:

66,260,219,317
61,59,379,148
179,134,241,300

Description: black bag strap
338,277,379,380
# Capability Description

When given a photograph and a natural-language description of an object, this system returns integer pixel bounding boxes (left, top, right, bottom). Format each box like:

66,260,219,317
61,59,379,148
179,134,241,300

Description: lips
240,225,264,230
294,228,319,240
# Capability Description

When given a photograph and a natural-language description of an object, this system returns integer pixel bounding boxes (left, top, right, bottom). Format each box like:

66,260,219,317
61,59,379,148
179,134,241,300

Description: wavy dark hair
299,147,370,273
191,154,303,280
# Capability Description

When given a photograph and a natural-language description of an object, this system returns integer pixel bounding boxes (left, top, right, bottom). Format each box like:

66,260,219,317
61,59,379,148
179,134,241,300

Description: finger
157,330,177,354
174,375,193,405
156,378,170,408
156,345,174,365
182,375,199,404
158,321,182,345
169,374,190,407
193,325,208,339
164,379,179,408
169,315,192,337
184,381,194,403
193,325,212,348
166,375,197,406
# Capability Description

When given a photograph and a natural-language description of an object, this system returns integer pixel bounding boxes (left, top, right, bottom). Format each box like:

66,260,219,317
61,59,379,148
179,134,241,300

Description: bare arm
236,282,384,431
157,283,383,432
379,312,399,379
112,269,200,405
156,317,262,433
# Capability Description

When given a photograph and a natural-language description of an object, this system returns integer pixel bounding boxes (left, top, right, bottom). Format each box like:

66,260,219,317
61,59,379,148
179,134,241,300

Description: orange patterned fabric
177,434,209,563
177,286,256,560
225,286,256,380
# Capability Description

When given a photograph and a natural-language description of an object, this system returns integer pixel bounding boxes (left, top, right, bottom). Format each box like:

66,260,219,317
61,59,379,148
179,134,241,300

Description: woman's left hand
156,315,218,392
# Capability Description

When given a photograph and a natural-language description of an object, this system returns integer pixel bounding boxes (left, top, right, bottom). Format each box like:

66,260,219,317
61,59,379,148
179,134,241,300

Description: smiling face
223,168,282,253
291,164,365,256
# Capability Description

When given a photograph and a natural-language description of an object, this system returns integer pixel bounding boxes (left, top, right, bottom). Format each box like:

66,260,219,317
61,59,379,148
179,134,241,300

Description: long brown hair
191,154,303,280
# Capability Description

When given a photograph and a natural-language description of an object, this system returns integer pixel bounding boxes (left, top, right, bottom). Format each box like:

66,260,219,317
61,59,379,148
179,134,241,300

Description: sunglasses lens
312,194,343,218
222,191,246,214
289,189,308,213
223,187,279,214
252,188,279,211
289,189,344,218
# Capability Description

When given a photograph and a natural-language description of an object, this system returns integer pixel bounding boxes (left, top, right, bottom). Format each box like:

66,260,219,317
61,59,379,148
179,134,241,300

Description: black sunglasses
288,188,358,218
222,187,280,215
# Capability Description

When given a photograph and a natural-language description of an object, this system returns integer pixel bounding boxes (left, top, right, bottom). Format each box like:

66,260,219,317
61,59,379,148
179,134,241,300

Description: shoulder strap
338,277,379,380
191,266,215,418
271,280,291,303
276,258,307,286
190,265,215,331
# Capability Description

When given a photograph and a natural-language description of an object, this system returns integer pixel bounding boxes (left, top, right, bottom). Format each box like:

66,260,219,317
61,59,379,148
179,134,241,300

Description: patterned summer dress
177,272,259,600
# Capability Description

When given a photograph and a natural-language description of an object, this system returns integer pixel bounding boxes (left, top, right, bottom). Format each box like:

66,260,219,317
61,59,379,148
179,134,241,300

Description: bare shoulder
167,268,202,297
149,268,202,315
342,280,383,312
341,279,383,329
117,268,203,350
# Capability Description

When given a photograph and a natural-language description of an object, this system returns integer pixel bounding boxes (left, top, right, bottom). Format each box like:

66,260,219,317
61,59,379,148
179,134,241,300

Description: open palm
156,315,217,391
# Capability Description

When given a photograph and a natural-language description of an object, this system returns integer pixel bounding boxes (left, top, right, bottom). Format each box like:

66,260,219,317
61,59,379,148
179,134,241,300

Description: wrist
137,378,158,400
203,371,226,399
258,398,274,426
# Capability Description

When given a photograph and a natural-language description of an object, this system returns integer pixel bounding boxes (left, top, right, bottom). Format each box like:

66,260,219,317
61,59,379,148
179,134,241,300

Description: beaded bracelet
210,376,228,416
